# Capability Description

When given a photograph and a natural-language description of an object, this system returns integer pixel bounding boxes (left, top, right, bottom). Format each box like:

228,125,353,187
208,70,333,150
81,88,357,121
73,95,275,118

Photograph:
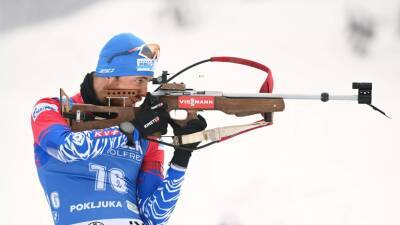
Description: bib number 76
89,163,128,194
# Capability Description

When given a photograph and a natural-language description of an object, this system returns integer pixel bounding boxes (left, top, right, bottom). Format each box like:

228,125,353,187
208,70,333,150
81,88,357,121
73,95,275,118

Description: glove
170,115,207,168
132,93,170,137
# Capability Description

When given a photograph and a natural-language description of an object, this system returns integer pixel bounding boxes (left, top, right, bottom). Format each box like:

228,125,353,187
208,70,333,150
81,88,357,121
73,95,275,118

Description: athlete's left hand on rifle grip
169,114,207,149
169,114,207,168
131,93,170,137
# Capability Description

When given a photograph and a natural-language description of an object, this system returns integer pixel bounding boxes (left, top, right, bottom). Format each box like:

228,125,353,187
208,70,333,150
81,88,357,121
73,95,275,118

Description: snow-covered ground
1,0,399,224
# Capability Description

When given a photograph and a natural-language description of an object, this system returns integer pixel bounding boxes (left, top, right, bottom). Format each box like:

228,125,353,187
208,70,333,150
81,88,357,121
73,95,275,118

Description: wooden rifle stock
64,104,138,132
60,89,285,132
160,96,284,126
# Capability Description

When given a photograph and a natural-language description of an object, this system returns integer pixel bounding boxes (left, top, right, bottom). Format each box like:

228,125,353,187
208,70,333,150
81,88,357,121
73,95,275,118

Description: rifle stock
60,89,285,132
66,104,138,132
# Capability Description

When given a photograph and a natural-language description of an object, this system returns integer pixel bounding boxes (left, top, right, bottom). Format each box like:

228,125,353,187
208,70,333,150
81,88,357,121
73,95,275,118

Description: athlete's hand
171,115,207,149
170,115,207,168
133,93,169,137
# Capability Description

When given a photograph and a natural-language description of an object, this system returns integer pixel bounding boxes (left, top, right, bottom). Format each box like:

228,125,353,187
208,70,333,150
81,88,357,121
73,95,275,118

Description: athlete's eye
136,79,145,85
134,77,149,85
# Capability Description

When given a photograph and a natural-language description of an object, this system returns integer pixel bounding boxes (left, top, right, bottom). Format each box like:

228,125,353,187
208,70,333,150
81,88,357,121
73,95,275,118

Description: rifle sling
173,121,272,145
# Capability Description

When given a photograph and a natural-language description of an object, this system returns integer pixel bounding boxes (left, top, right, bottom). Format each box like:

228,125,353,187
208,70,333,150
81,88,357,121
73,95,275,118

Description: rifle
60,57,389,150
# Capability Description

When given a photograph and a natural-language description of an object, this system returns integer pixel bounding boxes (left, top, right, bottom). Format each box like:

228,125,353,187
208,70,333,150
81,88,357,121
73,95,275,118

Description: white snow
1,0,399,224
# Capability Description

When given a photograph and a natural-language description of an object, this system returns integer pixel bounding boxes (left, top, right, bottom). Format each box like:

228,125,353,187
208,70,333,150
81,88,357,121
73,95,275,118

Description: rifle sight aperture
152,71,169,84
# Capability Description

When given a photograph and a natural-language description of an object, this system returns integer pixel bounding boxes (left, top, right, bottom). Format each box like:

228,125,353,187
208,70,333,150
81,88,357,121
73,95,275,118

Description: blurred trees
346,8,376,56
157,0,199,29
0,0,101,33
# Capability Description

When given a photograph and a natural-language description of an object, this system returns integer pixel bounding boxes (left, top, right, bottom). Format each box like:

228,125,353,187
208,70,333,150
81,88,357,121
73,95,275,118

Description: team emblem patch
32,103,58,121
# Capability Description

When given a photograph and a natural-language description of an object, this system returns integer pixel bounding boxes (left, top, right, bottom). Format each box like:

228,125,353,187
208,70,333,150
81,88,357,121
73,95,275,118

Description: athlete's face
107,76,149,95
94,75,150,106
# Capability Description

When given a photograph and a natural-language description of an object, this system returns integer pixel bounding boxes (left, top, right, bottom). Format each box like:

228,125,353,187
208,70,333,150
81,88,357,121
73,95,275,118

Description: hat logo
137,58,154,72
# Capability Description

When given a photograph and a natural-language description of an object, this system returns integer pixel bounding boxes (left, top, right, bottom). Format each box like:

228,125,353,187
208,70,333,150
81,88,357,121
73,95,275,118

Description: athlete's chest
45,145,146,195
79,144,145,177
46,143,146,182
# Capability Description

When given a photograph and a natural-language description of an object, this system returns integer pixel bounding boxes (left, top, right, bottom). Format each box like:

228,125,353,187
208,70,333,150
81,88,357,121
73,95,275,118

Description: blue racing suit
31,93,186,225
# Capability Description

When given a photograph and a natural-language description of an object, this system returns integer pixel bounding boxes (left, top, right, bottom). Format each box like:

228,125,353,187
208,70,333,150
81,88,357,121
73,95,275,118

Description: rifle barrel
223,93,358,101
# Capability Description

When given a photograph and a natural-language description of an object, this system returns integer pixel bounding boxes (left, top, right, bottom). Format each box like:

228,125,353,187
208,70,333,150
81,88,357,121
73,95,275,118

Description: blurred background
1,0,399,224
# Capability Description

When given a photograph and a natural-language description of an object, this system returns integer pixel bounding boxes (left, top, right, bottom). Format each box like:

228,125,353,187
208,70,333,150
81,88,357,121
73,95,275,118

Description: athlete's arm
31,98,128,163
137,140,186,225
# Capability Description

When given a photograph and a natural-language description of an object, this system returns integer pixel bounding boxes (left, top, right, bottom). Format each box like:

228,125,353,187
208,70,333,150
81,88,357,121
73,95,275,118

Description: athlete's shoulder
31,97,68,144
32,98,60,120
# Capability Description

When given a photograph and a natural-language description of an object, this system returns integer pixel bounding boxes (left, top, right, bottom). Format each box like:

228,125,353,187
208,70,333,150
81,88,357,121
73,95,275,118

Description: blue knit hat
95,33,156,77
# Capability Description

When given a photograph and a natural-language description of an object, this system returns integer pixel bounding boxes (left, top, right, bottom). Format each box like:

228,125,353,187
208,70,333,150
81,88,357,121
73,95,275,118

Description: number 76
89,163,128,194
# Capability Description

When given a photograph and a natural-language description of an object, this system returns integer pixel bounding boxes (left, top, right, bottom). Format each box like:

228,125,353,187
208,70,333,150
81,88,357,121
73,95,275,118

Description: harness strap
173,121,272,145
